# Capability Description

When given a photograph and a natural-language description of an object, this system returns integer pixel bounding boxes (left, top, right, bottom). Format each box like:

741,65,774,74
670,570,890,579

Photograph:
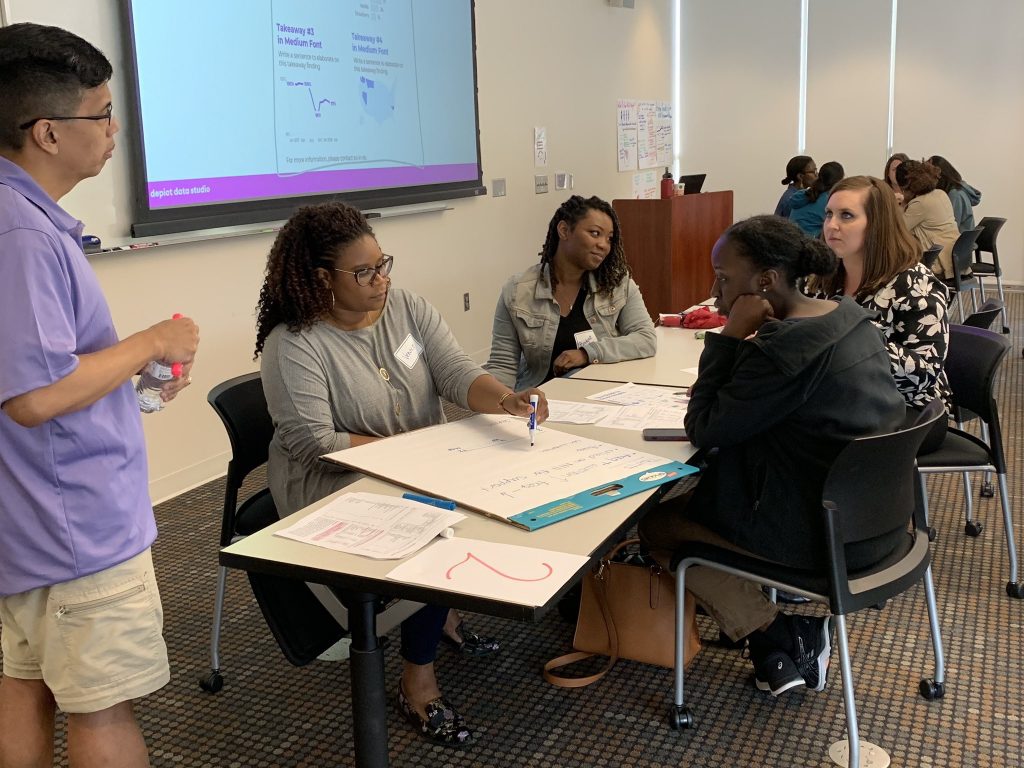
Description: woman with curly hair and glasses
485,195,656,388
254,201,547,747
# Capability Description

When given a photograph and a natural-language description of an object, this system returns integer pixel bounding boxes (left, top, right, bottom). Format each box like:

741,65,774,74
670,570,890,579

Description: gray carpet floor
4,289,1023,767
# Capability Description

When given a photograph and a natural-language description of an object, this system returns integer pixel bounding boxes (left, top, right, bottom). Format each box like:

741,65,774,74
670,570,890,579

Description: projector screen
123,0,484,237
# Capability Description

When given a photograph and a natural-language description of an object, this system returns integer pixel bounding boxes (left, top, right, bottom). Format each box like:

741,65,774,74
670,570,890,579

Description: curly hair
723,215,835,287
0,23,112,150
805,176,920,299
538,195,629,295
254,202,375,357
895,159,940,197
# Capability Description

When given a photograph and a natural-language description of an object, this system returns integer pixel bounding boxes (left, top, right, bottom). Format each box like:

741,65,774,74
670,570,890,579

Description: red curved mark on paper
445,552,554,582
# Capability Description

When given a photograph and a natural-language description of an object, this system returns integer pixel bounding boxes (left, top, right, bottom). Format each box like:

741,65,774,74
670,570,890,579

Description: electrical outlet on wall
463,292,471,311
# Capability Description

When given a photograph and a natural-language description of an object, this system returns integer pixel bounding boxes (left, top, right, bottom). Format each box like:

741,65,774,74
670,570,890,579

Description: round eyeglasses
330,254,394,286
19,104,114,131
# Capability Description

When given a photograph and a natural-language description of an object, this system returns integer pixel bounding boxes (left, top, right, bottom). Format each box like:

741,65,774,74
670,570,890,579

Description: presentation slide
127,0,480,210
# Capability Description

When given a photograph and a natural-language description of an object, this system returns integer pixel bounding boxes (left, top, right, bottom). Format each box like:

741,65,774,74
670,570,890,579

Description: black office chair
957,300,1006,498
942,228,984,323
962,299,1005,331
201,372,345,692
917,326,1023,598
971,217,1009,333
921,244,942,272
668,401,946,768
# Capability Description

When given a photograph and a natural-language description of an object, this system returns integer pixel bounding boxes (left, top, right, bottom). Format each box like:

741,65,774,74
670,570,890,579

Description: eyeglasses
330,254,394,286
19,104,113,131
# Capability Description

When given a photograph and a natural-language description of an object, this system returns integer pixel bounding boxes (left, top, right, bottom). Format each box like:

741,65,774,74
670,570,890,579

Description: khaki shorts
0,549,170,713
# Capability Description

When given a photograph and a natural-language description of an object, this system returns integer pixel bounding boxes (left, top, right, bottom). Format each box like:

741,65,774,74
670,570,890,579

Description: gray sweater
261,288,484,516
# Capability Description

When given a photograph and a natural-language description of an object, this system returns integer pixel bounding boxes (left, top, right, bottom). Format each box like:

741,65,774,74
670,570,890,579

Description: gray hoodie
948,182,982,232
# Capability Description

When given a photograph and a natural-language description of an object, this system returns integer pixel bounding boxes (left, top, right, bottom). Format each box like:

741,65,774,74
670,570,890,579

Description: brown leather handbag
544,539,701,688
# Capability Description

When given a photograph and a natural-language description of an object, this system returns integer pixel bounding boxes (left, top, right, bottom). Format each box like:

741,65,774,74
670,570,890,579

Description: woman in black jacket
640,215,906,698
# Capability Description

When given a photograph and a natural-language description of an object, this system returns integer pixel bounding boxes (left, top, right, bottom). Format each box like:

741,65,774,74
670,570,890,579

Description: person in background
485,195,656,389
896,160,962,280
806,176,951,448
883,152,910,206
255,201,547,747
0,23,199,768
639,215,906,697
773,155,817,218
788,161,845,236
928,155,982,232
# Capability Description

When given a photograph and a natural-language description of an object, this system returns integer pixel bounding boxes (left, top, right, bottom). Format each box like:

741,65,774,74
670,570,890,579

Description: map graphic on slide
360,76,395,122
271,0,425,177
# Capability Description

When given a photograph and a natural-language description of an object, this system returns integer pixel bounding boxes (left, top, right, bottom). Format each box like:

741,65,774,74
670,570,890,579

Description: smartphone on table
641,428,688,441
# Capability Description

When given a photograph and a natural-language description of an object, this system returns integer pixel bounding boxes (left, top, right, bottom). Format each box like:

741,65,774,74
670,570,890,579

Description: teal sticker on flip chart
508,461,699,531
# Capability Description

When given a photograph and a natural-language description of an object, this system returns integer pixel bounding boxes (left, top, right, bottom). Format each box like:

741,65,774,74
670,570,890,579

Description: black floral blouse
807,263,953,411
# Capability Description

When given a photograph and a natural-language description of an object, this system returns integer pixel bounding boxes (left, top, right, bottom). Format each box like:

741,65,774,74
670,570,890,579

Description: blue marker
402,492,457,511
529,394,539,447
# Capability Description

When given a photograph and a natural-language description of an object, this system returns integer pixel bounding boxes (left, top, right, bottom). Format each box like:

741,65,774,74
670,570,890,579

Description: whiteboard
323,414,673,524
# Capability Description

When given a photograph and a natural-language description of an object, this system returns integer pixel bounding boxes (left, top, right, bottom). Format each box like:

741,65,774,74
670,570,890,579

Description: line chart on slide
271,0,426,177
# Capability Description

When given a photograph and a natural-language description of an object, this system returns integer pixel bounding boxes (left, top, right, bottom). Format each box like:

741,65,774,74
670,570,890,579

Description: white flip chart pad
323,414,672,523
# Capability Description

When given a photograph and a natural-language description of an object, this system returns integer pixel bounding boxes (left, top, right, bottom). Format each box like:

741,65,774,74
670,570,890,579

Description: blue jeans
400,604,447,665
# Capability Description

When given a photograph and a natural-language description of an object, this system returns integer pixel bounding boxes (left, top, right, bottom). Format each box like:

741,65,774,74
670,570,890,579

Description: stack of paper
545,383,688,431
275,492,465,560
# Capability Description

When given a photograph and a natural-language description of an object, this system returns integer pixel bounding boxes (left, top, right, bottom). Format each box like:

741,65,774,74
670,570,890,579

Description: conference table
219,377,699,768
570,325,708,387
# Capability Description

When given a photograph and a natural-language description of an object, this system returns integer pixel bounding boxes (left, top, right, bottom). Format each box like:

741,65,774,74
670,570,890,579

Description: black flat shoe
397,684,472,747
441,622,501,657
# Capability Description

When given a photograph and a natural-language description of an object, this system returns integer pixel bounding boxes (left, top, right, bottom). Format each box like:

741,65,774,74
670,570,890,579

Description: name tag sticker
394,333,424,369
574,330,598,349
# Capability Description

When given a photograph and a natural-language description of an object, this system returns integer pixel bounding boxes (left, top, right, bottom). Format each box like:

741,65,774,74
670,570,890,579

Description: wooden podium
613,191,734,319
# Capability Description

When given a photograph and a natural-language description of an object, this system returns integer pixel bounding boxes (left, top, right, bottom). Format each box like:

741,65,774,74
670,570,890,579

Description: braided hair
538,195,629,295
254,202,375,358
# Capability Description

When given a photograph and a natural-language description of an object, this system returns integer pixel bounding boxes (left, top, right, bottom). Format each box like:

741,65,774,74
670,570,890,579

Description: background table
570,325,706,387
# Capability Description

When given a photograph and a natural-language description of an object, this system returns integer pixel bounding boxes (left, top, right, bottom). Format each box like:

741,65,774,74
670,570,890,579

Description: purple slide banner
147,163,479,209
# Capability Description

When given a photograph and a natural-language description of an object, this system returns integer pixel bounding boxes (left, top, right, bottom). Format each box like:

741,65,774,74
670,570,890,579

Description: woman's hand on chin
721,294,774,339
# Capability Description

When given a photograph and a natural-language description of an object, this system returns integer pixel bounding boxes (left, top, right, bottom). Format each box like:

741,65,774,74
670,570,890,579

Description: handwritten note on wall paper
323,415,671,522
616,100,638,171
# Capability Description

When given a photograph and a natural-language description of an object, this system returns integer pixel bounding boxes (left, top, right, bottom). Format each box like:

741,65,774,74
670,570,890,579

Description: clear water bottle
136,360,182,413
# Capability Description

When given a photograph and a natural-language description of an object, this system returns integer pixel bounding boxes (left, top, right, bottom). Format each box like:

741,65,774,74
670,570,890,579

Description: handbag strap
543,558,621,687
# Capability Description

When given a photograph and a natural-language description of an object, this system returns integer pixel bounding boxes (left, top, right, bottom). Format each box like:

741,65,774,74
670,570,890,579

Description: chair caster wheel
199,672,224,693
669,706,695,730
1006,581,1024,599
919,678,945,700
926,526,937,542
965,520,983,537
980,482,995,498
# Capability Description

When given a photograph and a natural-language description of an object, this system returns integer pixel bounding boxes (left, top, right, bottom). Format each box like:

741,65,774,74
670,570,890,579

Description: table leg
348,593,389,768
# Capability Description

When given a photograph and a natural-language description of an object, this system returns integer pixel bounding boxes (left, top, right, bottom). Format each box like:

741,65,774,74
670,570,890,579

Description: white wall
679,0,1024,284
6,0,674,501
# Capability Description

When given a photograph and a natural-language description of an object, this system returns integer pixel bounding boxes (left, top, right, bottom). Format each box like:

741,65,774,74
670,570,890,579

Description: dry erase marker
529,394,539,446
402,492,457,511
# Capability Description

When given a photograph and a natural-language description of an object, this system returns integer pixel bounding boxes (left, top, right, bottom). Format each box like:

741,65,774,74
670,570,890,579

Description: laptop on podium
677,173,706,194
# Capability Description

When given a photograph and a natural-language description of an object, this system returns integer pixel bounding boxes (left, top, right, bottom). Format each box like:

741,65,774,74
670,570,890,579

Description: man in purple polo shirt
0,24,199,768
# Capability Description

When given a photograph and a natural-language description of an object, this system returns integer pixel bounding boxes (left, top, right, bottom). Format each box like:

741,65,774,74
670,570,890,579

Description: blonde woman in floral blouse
805,176,951,447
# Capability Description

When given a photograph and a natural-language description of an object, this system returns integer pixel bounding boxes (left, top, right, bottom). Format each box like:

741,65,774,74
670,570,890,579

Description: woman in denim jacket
485,195,656,389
